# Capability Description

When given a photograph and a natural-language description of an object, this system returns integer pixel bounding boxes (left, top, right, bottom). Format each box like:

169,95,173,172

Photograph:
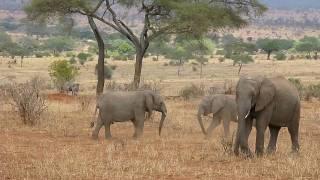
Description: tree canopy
256,38,294,60
25,0,267,88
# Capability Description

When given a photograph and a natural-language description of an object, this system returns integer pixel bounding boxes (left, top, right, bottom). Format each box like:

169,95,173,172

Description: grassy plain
0,56,320,179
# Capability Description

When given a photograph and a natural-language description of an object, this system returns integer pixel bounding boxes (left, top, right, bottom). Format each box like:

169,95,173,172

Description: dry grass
0,57,320,179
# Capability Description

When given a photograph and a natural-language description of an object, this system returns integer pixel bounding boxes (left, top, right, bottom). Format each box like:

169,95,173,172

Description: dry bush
105,80,162,93
77,95,93,112
179,84,206,100
305,83,320,101
7,77,47,125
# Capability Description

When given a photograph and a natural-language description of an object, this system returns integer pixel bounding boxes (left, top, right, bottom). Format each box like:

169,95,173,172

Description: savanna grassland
0,56,320,179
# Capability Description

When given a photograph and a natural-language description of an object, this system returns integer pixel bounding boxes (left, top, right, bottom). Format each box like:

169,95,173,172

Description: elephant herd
91,76,301,157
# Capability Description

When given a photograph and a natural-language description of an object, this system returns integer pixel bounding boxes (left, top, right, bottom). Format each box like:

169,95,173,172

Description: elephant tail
90,105,99,128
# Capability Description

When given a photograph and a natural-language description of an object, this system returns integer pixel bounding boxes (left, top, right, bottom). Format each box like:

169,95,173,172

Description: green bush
69,56,77,64
216,49,225,55
274,52,287,61
49,60,78,91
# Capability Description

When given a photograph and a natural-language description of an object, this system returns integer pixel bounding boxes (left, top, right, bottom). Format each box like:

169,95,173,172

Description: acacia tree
26,0,266,90
256,38,294,60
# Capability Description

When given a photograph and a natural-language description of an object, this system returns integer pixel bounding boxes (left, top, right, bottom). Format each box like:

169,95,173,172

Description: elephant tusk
244,110,250,119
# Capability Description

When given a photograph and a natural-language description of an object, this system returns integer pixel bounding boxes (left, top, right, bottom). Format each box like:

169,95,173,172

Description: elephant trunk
159,103,167,136
197,108,207,135
236,100,252,152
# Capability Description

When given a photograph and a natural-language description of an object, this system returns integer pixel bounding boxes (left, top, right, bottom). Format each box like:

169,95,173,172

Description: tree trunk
200,63,203,79
267,51,271,60
88,16,105,96
20,56,23,68
133,51,143,89
314,52,318,60
238,63,243,75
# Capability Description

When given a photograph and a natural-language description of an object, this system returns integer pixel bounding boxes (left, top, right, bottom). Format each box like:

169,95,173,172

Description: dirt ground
0,57,320,179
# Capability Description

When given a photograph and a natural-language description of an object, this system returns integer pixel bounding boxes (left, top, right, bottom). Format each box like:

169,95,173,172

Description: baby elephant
91,90,167,139
197,94,237,138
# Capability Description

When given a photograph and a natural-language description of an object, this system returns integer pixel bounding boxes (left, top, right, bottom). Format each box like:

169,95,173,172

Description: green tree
42,36,75,55
49,60,79,91
26,0,266,90
148,35,170,61
295,36,320,60
256,38,294,60
0,30,12,52
108,39,135,60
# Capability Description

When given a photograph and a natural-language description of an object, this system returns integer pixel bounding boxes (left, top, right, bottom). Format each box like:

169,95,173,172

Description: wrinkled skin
91,90,167,139
234,76,300,157
197,94,237,138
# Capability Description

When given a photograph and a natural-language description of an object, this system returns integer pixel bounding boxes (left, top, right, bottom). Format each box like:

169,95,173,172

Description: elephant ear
144,92,154,117
211,95,226,114
255,78,275,112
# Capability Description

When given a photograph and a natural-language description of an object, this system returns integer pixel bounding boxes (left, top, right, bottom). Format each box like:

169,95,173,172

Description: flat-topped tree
25,0,266,89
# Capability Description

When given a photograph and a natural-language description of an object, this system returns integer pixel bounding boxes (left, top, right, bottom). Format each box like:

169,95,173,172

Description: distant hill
0,0,29,10
262,0,320,9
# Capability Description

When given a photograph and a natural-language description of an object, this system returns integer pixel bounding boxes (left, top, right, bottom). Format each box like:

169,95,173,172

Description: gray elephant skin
234,76,300,157
91,90,167,139
197,94,237,138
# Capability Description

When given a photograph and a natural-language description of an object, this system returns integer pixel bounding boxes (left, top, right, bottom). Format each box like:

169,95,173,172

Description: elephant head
235,76,275,151
197,95,226,135
144,91,167,135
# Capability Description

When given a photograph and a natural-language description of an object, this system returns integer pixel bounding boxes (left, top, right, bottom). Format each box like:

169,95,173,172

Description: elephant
91,90,167,139
197,94,237,138
234,76,300,157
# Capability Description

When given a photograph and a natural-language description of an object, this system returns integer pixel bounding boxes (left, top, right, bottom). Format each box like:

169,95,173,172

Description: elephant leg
206,117,221,138
92,116,103,140
266,125,281,154
104,120,112,139
288,125,300,153
222,119,230,138
240,118,253,156
255,109,271,157
133,113,145,139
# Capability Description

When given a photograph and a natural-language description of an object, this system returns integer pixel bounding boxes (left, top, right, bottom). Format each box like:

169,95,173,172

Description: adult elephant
197,94,237,138
91,90,167,139
234,76,300,157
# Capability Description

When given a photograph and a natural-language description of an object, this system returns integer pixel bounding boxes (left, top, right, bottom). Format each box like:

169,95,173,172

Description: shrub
179,84,205,100
95,64,113,80
49,60,79,91
192,66,198,72
216,49,225,55
69,56,77,64
110,65,117,70
305,84,320,101
152,57,158,61
274,52,287,61
163,62,169,66
66,52,74,57
288,78,304,98
218,57,225,63
7,77,47,125
288,55,295,60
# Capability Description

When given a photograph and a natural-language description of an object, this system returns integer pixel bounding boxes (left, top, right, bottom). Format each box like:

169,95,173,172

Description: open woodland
1,57,320,179
0,0,320,179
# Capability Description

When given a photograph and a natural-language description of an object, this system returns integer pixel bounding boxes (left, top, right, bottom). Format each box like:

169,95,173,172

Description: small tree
49,60,78,91
77,52,91,65
256,38,294,60
231,54,254,74
295,36,320,60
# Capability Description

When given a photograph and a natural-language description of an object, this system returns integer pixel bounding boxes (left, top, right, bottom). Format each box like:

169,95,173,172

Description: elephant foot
266,147,276,155
240,148,254,158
